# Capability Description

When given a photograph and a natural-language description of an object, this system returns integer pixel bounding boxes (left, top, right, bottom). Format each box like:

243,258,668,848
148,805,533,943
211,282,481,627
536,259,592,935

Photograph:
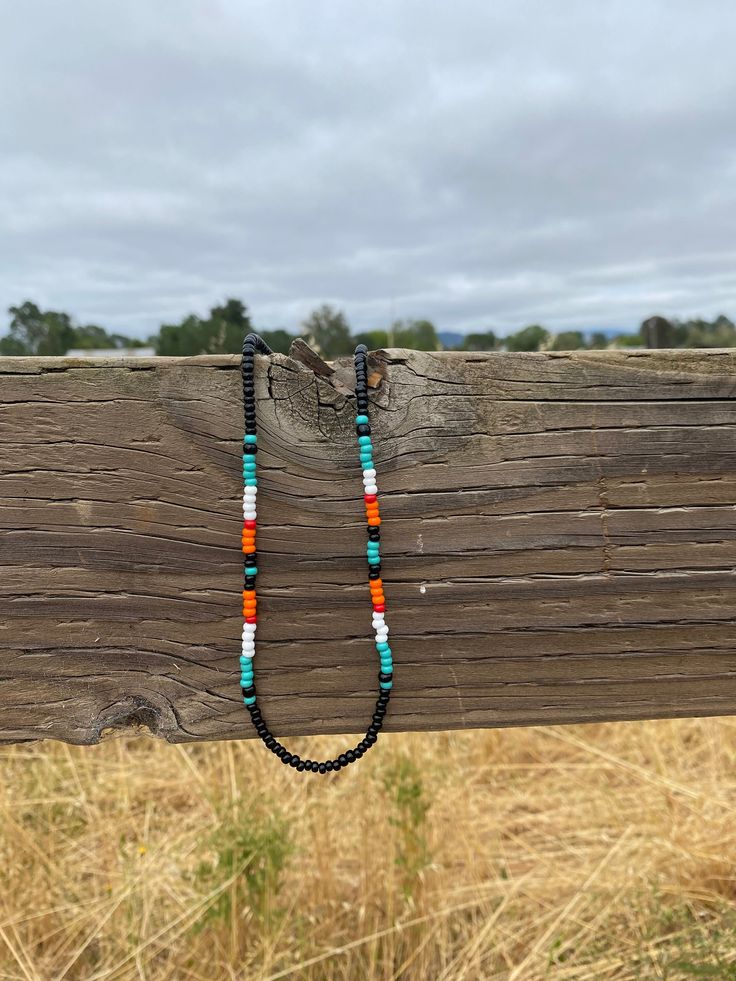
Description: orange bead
242,544,256,553
370,578,383,590
368,517,381,526
242,590,256,600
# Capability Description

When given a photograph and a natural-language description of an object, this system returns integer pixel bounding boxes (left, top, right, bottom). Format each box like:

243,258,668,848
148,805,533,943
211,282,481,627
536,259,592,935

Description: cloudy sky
2,1,736,339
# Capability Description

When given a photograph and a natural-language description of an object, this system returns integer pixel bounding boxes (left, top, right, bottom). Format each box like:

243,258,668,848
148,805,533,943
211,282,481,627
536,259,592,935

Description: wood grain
2,347,736,745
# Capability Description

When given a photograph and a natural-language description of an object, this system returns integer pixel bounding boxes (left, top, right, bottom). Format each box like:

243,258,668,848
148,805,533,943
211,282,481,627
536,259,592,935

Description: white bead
364,484,378,496
243,511,256,520
242,626,256,637
372,612,385,623
241,649,255,659
242,641,255,652
375,624,389,636
363,468,376,478
375,632,388,643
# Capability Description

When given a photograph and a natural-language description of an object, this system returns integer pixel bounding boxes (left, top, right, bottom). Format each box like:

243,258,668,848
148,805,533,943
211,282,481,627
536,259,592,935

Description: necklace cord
239,332,392,773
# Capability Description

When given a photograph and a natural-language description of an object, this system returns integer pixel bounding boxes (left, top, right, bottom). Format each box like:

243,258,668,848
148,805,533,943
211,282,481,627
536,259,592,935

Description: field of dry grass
0,718,735,980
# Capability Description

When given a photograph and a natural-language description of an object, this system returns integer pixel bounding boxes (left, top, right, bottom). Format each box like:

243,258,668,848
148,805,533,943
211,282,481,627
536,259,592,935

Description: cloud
2,0,736,337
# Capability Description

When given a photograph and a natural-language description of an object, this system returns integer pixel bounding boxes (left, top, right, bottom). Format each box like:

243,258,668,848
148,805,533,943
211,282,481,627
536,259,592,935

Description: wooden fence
2,346,736,745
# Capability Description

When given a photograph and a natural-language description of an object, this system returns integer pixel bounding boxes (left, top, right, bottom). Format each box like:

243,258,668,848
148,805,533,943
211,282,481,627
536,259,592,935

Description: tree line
2,299,736,357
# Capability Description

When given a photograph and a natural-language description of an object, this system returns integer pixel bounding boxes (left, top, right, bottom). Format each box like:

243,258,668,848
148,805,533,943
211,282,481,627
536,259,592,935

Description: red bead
244,519,256,529
245,616,257,623
364,494,377,504
373,603,385,612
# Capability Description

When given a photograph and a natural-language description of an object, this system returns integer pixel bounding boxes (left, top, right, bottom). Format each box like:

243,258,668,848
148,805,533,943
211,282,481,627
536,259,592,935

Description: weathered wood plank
2,348,736,744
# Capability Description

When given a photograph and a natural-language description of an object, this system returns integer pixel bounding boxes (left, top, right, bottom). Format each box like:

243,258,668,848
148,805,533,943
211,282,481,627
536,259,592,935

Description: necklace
239,333,392,773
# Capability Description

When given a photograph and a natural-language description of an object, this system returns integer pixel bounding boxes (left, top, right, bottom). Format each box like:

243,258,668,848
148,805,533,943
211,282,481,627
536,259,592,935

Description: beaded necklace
239,333,392,773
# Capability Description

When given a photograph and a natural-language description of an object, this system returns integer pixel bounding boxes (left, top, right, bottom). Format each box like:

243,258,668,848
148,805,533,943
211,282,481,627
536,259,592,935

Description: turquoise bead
359,452,373,463
380,657,393,669
356,414,369,425
244,566,258,576
244,477,258,486
245,434,257,443
376,641,390,653
379,680,393,690
358,435,372,447
244,695,257,705
362,460,374,471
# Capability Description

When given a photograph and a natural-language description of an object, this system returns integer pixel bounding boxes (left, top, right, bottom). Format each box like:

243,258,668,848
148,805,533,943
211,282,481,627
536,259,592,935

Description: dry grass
1,718,736,979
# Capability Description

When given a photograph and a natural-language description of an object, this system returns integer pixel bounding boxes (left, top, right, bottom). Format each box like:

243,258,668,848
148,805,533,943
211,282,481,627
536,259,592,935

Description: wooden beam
2,348,736,745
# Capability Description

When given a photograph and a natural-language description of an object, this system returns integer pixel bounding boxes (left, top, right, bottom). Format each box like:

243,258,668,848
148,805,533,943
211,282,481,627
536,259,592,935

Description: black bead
358,739,369,752
357,400,369,412
245,554,257,565
244,578,255,590
332,761,342,771
356,423,371,436
243,445,257,454
318,763,327,774
281,752,293,765
338,753,348,767
355,343,368,355
367,724,378,737
372,713,384,725
379,672,393,683
325,760,334,772
296,760,306,771
368,569,380,580
353,746,363,758
365,732,377,746
289,756,300,768
241,685,255,698
303,760,313,771
275,745,287,758
310,761,320,772
345,750,356,763
367,528,380,540
265,736,277,750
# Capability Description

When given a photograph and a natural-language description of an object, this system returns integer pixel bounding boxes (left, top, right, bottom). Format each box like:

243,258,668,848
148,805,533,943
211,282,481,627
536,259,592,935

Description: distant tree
589,331,609,349
390,318,440,351
7,301,75,355
613,333,644,347
551,330,586,351
679,314,736,348
352,329,390,350
505,324,550,352
2,301,144,355
0,335,28,355
259,329,297,355
301,304,352,358
155,298,254,356
70,324,120,350
462,330,497,352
